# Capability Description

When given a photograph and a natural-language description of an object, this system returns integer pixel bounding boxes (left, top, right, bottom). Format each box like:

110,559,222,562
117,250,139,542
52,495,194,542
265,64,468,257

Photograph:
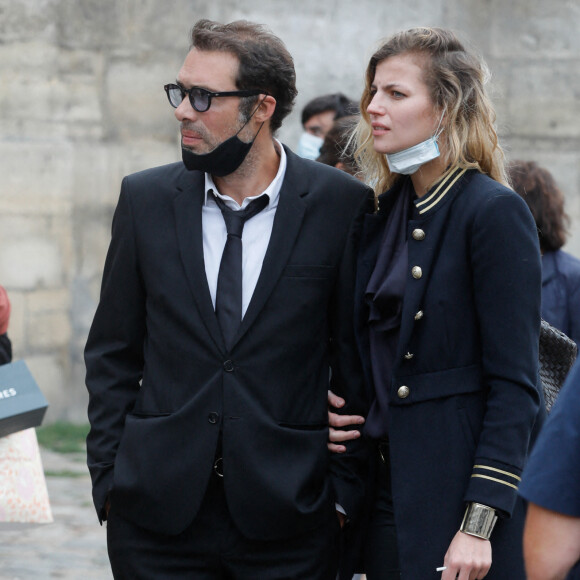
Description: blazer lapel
234,152,307,346
174,170,225,352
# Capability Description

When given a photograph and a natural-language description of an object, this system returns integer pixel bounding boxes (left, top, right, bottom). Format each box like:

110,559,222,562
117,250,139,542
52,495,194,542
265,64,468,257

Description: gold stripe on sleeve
471,474,519,491
473,465,521,482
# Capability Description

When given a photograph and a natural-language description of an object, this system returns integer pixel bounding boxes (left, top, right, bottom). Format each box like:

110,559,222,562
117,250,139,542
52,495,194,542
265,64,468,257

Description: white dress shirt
202,141,287,317
203,144,345,518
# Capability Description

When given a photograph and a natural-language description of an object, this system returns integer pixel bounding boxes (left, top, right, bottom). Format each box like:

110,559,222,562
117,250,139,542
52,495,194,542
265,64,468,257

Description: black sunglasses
164,84,266,113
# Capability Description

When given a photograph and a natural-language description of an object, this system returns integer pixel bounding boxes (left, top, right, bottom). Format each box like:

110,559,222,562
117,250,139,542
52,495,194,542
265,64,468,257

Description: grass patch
44,470,87,478
36,421,89,454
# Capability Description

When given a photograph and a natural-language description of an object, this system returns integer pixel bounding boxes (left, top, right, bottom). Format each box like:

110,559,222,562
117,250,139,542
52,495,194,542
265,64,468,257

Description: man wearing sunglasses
85,18,372,580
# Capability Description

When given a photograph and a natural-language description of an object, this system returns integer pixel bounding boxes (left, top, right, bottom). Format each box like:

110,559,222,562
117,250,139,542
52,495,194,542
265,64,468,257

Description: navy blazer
541,249,580,349
85,147,373,540
352,168,543,579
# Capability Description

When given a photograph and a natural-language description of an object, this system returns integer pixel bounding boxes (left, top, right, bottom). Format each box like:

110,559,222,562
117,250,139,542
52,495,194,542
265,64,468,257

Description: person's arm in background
520,360,580,580
566,264,580,352
0,285,12,365
524,503,580,580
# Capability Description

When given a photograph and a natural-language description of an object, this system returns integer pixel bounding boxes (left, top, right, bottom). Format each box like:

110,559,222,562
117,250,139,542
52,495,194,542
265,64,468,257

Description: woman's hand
441,531,492,580
327,390,365,453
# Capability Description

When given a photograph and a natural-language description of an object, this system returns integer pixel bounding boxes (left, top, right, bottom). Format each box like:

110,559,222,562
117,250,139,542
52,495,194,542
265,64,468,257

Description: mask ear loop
433,107,447,142
235,93,270,138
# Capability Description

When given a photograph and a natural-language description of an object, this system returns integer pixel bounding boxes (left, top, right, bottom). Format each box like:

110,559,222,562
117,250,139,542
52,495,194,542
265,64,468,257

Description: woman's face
367,53,440,155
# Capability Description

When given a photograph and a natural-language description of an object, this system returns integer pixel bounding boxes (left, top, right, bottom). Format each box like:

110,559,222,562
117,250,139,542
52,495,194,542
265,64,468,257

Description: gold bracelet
460,502,497,540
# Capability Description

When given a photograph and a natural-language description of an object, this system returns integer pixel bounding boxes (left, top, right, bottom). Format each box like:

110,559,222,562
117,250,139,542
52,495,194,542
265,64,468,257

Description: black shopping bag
0,360,48,438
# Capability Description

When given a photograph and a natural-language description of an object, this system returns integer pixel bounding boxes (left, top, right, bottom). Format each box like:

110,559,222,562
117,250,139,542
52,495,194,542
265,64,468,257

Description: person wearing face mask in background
296,92,358,160
328,27,544,580
316,115,362,179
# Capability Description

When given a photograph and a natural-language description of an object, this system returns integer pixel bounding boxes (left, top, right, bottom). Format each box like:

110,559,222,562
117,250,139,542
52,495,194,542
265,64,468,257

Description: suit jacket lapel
234,151,307,346
174,170,225,352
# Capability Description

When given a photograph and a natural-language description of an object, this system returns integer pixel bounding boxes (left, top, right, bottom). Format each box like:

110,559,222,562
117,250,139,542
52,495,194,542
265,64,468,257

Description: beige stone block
76,217,113,282
105,60,178,141
0,215,49,239
566,235,580,259
107,141,181,185
0,5,56,45
0,42,103,127
506,62,580,101
0,237,63,290
27,288,71,314
0,141,74,212
488,0,580,59
507,100,580,139
28,310,72,350
24,355,66,423
71,144,117,207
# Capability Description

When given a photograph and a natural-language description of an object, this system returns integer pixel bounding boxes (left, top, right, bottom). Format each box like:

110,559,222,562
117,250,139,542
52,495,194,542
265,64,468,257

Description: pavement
0,451,367,580
0,448,112,580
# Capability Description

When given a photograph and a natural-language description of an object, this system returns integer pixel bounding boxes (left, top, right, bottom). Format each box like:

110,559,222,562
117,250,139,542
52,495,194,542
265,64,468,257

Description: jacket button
412,228,425,241
414,310,424,321
397,386,410,399
412,266,422,279
208,412,219,424
223,360,234,372
404,352,414,360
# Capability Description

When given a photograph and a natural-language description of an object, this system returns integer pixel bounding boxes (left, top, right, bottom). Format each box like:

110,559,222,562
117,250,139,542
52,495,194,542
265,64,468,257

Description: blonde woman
330,27,543,580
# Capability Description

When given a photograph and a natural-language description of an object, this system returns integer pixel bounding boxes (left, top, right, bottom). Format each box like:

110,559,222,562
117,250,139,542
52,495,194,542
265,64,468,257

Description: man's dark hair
508,160,570,252
301,93,358,126
190,19,297,134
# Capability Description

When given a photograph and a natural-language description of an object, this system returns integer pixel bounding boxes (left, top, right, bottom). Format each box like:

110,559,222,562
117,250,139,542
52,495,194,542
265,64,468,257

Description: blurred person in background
316,115,362,178
297,92,358,160
519,358,580,580
508,160,580,349
0,285,11,365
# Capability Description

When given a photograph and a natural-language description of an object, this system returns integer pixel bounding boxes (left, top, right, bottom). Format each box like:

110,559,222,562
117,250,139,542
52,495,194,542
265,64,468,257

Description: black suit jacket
85,146,372,539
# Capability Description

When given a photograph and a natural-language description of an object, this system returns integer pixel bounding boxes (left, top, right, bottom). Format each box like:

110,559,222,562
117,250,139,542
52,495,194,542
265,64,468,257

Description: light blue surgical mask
385,110,445,175
296,132,324,160
385,137,440,175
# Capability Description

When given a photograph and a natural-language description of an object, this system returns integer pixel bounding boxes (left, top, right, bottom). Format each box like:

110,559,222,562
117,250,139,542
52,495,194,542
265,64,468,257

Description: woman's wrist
460,502,497,540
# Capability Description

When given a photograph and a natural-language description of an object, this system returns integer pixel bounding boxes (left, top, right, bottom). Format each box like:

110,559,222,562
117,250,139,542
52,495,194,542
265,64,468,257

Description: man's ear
254,94,277,124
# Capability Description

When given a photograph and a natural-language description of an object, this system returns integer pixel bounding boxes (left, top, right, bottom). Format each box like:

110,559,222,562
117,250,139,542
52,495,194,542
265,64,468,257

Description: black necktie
212,192,269,350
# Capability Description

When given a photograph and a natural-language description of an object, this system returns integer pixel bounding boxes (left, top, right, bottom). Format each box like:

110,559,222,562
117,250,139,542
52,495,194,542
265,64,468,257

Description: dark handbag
539,319,577,413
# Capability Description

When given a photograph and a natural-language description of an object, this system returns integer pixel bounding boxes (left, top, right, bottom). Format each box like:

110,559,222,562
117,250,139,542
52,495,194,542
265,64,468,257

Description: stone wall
1,0,579,421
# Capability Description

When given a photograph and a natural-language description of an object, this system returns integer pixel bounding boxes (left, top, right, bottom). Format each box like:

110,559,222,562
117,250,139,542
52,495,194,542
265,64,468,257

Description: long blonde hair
355,27,508,194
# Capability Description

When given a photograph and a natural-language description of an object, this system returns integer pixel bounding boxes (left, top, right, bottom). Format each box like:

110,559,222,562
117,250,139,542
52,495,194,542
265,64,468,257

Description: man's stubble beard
181,109,250,156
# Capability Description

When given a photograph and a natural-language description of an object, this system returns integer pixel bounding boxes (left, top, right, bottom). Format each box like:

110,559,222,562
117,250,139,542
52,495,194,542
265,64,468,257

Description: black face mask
181,99,265,177
182,131,256,176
